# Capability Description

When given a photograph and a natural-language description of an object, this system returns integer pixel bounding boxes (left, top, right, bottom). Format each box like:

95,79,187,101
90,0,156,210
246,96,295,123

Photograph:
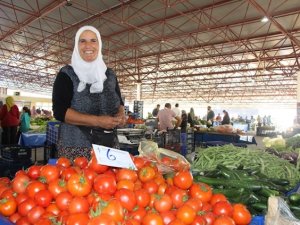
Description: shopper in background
52,25,125,161
19,106,31,133
172,103,181,117
180,110,188,156
0,96,20,144
207,106,215,128
221,110,230,125
152,104,160,117
157,103,181,131
188,107,195,127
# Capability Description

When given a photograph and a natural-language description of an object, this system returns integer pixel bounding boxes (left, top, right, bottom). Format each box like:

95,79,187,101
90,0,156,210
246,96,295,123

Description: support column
136,82,141,101
297,71,300,124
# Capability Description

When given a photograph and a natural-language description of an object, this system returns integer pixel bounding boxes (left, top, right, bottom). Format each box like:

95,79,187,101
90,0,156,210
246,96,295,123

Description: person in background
0,96,20,144
180,110,188,156
221,110,230,125
152,104,160,117
17,106,31,141
52,25,126,161
172,103,181,117
157,103,181,131
215,113,222,122
188,107,195,127
207,106,215,128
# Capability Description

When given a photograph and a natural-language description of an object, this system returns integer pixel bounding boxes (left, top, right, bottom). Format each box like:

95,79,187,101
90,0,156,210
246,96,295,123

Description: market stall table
18,132,47,163
194,131,257,148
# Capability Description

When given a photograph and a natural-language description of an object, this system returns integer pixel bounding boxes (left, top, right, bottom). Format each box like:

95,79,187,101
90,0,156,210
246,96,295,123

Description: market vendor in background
157,103,181,131
221,110,231,125
152,104,160,117
0,96,20,144
52,25,126,161
206,106,215,128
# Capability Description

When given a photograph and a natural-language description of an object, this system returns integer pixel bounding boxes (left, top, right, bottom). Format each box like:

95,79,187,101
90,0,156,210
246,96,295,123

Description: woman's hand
97,115,123,129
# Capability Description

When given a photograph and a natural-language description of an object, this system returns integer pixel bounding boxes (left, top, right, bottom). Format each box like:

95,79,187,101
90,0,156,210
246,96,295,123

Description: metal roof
0,0,299,104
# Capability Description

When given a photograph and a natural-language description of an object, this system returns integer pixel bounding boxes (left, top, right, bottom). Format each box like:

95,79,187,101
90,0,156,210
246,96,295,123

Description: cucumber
250,202,267,213
258,188,280,198
288,193,300,205
195,176,264,190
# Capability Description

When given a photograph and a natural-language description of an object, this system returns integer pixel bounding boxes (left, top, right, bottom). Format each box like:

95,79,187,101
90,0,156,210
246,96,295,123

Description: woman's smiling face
78,30,99,62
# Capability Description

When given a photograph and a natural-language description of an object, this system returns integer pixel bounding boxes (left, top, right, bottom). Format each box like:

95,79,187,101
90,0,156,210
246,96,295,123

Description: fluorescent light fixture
261,16,269,23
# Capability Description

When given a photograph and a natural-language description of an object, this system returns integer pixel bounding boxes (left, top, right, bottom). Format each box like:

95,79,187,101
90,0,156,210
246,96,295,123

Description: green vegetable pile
191,145,300,186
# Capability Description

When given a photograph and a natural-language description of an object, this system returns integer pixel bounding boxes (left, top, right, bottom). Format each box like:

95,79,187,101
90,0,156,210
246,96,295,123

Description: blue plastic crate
250,216,264,225
46,121,60,145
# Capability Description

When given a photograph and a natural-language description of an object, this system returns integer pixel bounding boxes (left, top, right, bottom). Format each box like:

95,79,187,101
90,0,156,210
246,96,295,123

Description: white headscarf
71,25,107,93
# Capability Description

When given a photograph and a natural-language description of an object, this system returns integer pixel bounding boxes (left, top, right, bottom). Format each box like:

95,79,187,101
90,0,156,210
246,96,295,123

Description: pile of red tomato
0,153,252,225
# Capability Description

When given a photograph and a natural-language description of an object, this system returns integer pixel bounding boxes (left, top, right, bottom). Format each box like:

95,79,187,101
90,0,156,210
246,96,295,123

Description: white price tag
92,144,137,170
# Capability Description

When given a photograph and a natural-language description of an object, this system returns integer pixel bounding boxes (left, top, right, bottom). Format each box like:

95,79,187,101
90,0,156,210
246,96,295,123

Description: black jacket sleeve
52,72,73,122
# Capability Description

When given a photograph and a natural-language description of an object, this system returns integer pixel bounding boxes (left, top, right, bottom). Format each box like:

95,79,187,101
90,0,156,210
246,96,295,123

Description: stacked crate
133,100,143,119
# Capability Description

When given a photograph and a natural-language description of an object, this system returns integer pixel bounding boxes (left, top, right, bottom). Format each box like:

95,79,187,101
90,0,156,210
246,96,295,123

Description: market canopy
0,0,299,103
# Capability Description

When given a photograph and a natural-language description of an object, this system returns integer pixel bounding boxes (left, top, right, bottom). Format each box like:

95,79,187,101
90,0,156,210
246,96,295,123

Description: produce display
191,145,300,187
193,165,293,216
0,152,252,225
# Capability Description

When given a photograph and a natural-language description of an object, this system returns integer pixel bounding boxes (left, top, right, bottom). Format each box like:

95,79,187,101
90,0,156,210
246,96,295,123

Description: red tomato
27,205,45,224
27,165,42,180
135,188,151,208
190,182,213,203
15,216,31,225
17,198,36,216
213,215,236,225
142,212,163,225
61,167,78,181
153,194,173,213
143,180,159,194
185,197,203,212
115,188,137,211
116,168,138,182
191,215,207,225
12,174,30,194
160,210,176,225
173,170,193,190
56,192,73,211
48,178,67,198
74,157,89,169
46,203,60,216
210,193,227,206
202,211,215,225
176,204,196,224
232,203,252,225
138,166,156,183
66,213,90,225
34,189,53,207
0,197,17,216
93,174,117,195
15,193,29,205
83,168,97,183
26,181,47,199
68,196,89,214
169,219,185,225
101,199,124,222
9,212,21,223
40,165,60,183
213,201,233,217
88,214,116,225
170,187,188,208
128,206,147,222
116,179,135,191
133,156,147,169
56,157,71,168
88,157,109,174
67,174,92,197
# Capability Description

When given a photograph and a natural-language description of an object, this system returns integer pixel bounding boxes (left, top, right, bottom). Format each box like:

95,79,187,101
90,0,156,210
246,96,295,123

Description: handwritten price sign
92,144,137,170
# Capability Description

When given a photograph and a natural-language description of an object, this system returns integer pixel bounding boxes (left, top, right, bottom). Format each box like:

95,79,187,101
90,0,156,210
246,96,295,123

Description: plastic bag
138,140,190,173
265,196,300,225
